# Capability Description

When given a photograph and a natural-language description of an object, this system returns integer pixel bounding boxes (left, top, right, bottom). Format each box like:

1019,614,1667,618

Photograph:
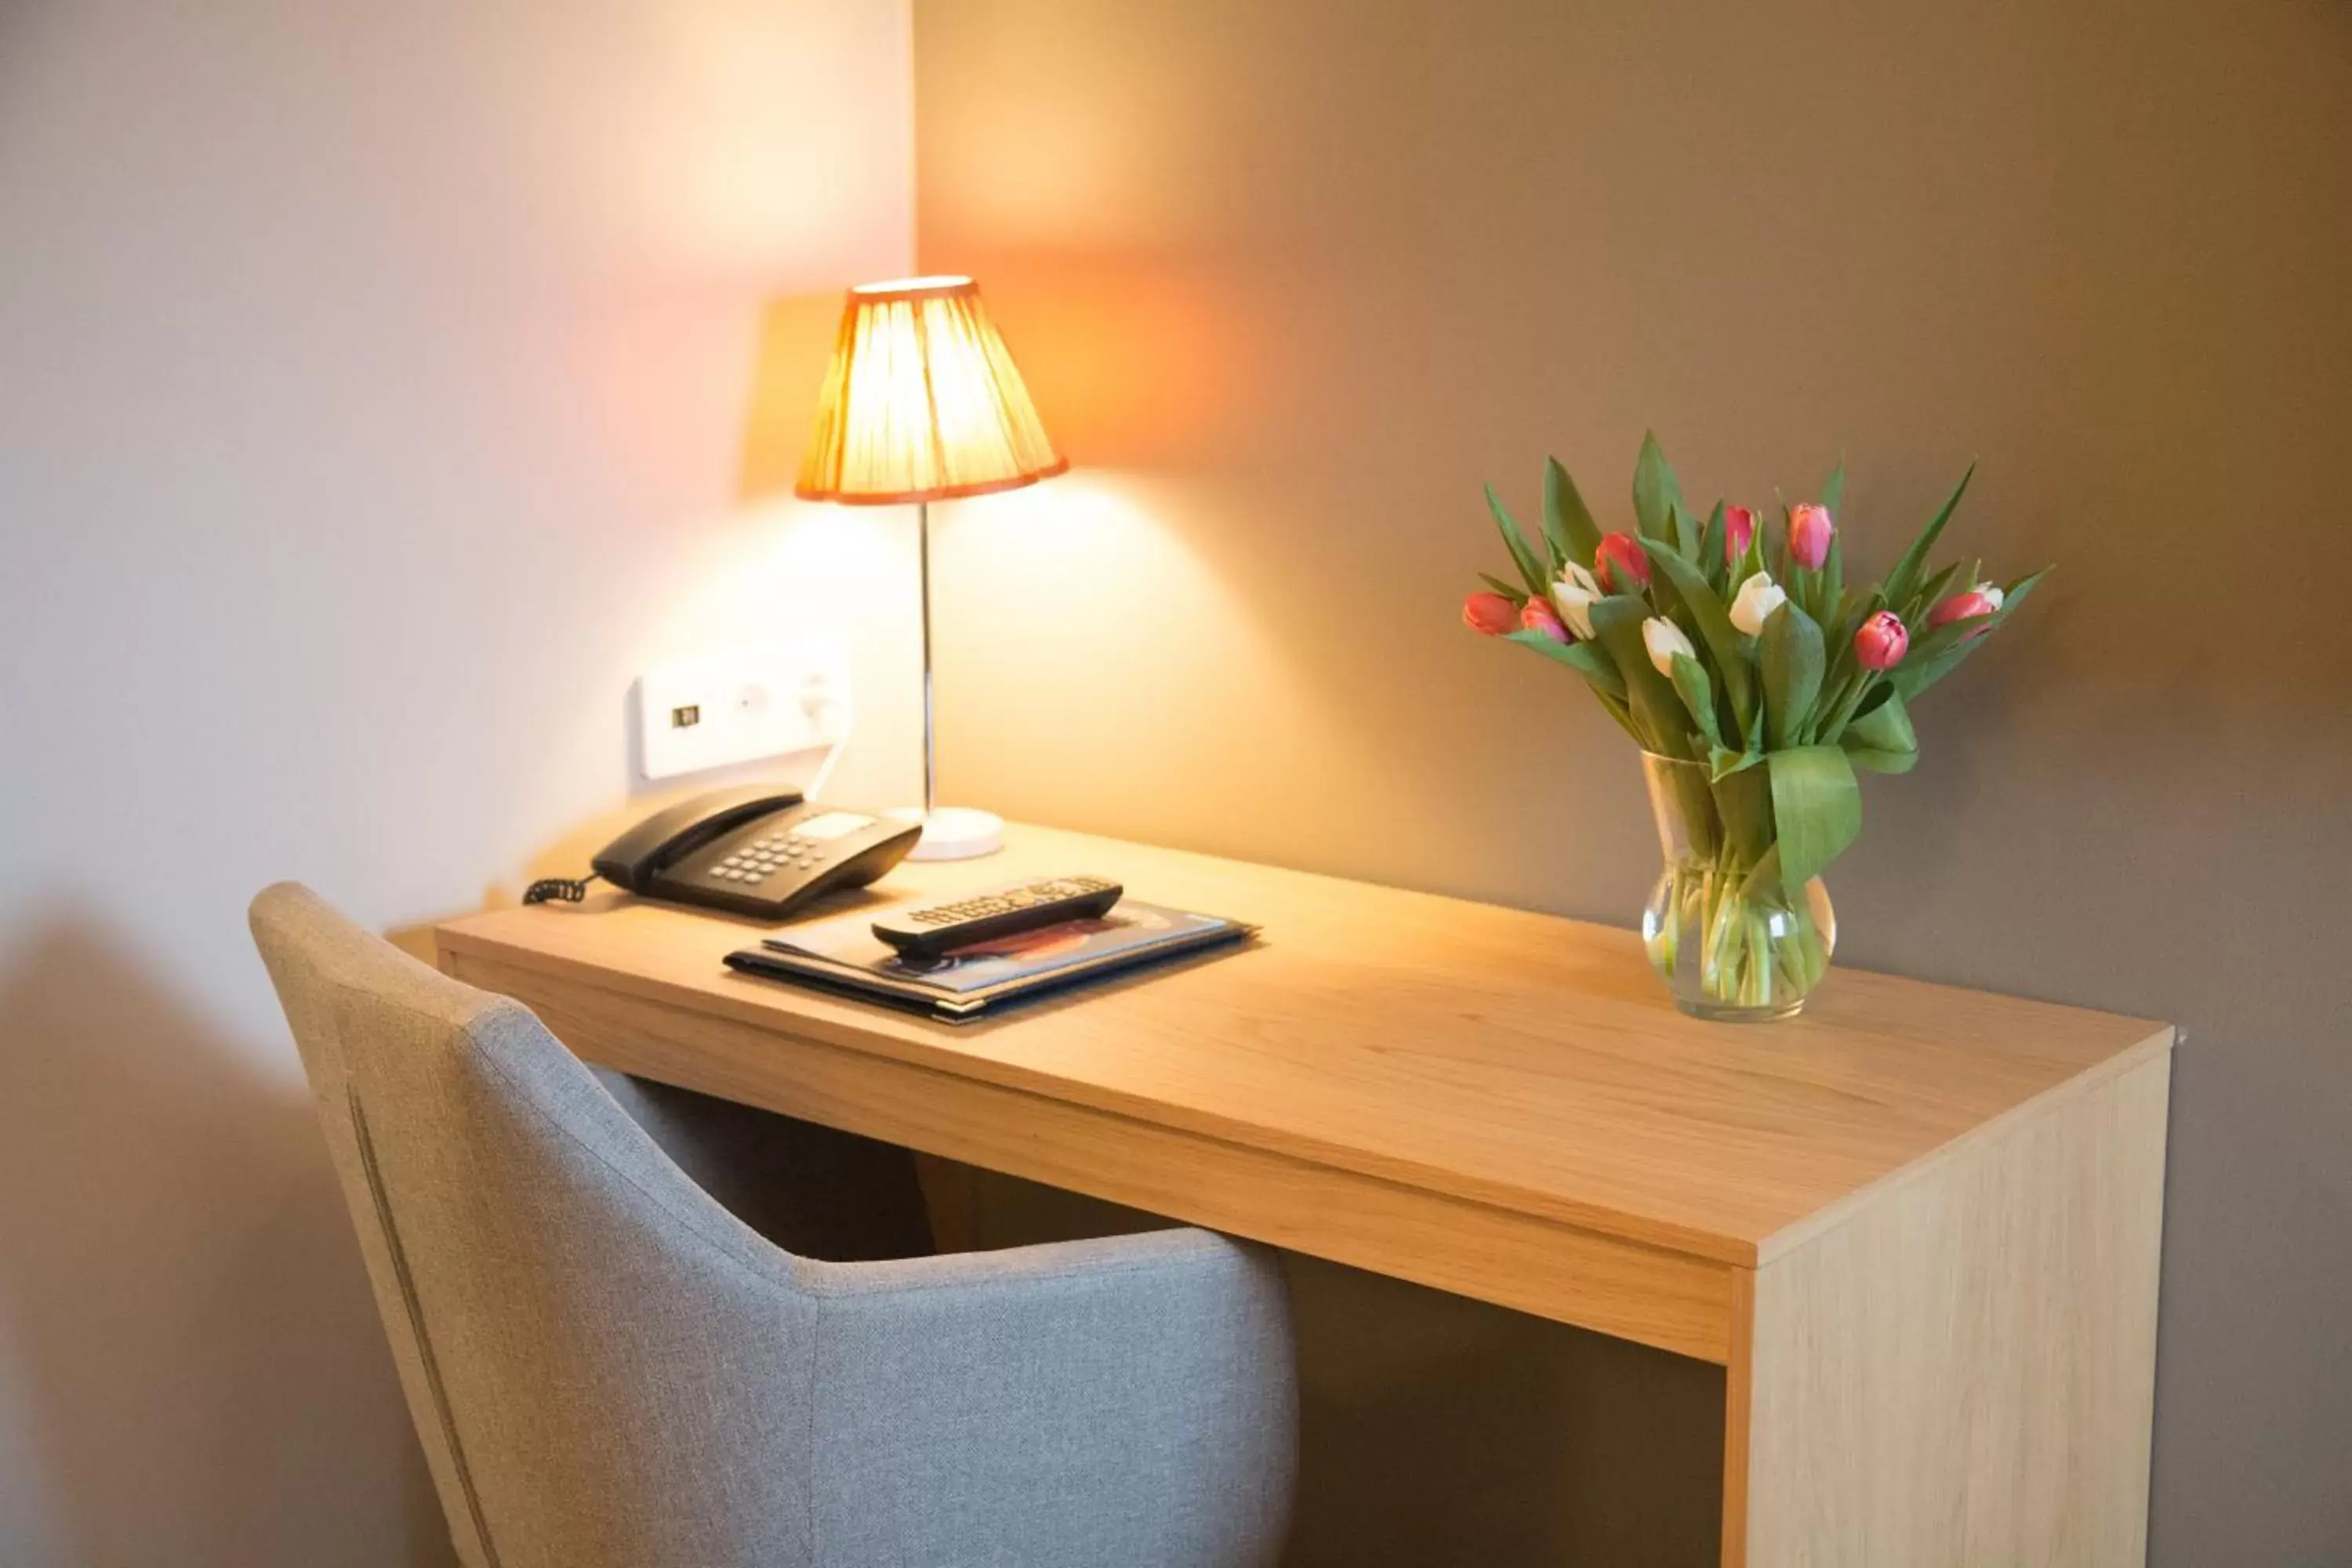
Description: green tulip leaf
1632,430,1684,544
1486,485,1552,598
1759,599,1825,750
2001,564,2051,611
1841,688,1918,774
1891,565,2048,701
1905,559,1968,625
1639,537,1755,742
1817,455,1846,518
1884,460,1976,612
1669,652,1722,751
1843,741,1917,775
1590,593,1696,758
1667,503,1696,561
1711,757,1778,866
1698,502,1729,589
1889,614,1980,674
1543,458,1604,568
1835,584,1878,641
1477,572,1529,605
1708,742,1764,779
1769,745,1863,891
1737,525,1766,589
1505,627,1627,699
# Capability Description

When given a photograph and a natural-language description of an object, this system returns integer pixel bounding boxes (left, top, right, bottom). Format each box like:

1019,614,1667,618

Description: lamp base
890,805,1005,862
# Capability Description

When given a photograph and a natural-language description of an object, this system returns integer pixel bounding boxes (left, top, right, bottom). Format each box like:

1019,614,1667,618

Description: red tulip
1519,597,1569,643
1854,610,1909,671
1926,583,2005,631
1593,532,1650,595
1723,506,1756,564
1462,591,1518,636
1788,503,1835,571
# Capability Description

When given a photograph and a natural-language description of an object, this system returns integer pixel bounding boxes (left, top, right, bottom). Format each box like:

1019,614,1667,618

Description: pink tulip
1926,584,2005,631
1519,597,1570,643
1723,506,1756,564
1462,591,1518,637
1854,610,1909,671
1593,532,1650,595
1788,503,1835,571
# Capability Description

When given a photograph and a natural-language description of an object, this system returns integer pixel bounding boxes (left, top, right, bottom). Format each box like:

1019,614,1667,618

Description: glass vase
1638,752,1835,1022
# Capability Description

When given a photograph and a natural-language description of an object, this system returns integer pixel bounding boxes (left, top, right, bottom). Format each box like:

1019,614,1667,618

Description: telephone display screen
793,811,874,840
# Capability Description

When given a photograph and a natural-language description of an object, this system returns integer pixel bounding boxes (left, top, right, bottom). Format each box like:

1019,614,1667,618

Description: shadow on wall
0,911,454,1568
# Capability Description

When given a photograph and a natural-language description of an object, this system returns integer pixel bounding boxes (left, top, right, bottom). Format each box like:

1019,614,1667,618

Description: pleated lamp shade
795,275,1067,505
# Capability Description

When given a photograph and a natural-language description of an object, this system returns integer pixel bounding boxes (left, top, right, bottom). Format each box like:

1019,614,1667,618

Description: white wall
0,0,916,1562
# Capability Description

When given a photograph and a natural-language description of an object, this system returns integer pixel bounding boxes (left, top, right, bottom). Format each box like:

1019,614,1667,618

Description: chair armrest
801,1228,1296,1568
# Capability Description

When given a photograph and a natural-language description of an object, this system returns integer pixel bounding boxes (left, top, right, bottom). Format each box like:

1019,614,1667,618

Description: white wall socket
636,642,850,781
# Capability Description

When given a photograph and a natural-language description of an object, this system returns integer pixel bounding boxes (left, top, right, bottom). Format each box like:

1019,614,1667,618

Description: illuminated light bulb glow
796,277,1067,504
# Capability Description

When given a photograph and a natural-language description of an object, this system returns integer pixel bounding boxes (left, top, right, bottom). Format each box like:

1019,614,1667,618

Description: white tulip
1728,571,1788,637
1550,560,1601,641
1642,616,1697,678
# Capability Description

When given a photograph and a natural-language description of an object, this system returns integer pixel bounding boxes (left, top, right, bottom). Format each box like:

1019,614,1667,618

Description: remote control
871,875,1123,960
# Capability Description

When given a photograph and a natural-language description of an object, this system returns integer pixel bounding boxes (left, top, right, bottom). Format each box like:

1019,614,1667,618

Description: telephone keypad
716,825,836,887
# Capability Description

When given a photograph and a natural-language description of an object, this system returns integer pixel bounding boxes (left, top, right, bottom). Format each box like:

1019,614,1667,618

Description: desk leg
1722,1267,1757,1568
1722,1052,2169,1568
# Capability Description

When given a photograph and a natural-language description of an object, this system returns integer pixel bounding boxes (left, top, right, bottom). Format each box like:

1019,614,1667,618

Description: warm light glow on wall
633,495,925,809
932,472,1399,853
590,0,909,267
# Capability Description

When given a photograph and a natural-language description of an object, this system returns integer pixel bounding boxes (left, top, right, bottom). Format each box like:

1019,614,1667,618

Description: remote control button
873,875,1126,960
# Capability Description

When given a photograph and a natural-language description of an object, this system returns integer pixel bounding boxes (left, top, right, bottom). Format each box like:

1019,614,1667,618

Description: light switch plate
636,642,848,780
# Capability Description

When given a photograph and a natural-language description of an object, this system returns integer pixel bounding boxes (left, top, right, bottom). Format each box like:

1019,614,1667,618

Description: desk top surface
437,823,2171,1266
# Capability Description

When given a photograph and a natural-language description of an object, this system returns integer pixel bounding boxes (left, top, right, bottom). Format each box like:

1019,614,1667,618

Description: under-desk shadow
952,1171,1723,1568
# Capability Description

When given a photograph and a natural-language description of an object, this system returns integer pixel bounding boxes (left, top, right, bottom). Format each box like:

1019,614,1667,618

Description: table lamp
795,275,1066,860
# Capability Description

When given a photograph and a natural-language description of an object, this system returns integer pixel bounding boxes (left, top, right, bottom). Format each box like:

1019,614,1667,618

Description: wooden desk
437,824,2171,1567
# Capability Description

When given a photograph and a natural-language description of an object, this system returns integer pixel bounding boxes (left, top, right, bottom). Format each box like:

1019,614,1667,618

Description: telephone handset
532,783,924,922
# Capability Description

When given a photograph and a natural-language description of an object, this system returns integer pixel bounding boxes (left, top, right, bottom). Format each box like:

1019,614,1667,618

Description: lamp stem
916,499,937,818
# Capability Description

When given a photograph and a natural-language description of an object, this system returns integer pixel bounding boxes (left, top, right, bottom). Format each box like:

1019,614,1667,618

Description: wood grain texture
1735,1051,2171,1566
439,819,2174,1555
1722,1265,1758,1568
449,949,1738,1360
437,822,2171,1269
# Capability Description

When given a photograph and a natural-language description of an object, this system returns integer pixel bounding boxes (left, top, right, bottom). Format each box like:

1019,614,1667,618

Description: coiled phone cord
521,872,601,906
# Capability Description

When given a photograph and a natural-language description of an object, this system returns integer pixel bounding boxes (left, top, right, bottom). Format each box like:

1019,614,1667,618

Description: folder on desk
724,898,1254,1022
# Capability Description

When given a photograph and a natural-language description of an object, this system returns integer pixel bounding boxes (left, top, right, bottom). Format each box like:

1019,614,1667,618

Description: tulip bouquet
1463,434,2042,1020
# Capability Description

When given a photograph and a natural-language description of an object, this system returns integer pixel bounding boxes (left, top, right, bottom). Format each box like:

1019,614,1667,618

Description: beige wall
914,0,2352,1562
0,1,915,1562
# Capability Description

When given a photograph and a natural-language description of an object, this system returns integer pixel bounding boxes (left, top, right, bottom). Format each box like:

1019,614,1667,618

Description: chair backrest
249,884,819,1568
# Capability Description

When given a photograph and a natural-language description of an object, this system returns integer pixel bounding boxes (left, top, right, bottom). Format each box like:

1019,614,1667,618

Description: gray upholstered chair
249,882,1297,1568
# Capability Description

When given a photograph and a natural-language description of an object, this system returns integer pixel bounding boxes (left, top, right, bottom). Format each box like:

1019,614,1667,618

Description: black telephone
563,784,924,921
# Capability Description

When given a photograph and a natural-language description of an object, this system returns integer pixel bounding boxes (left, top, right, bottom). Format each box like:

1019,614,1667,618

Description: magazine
724,898,1254,1021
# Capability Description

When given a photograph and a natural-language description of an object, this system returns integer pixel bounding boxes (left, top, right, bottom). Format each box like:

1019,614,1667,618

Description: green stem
1652,844,1834,1012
